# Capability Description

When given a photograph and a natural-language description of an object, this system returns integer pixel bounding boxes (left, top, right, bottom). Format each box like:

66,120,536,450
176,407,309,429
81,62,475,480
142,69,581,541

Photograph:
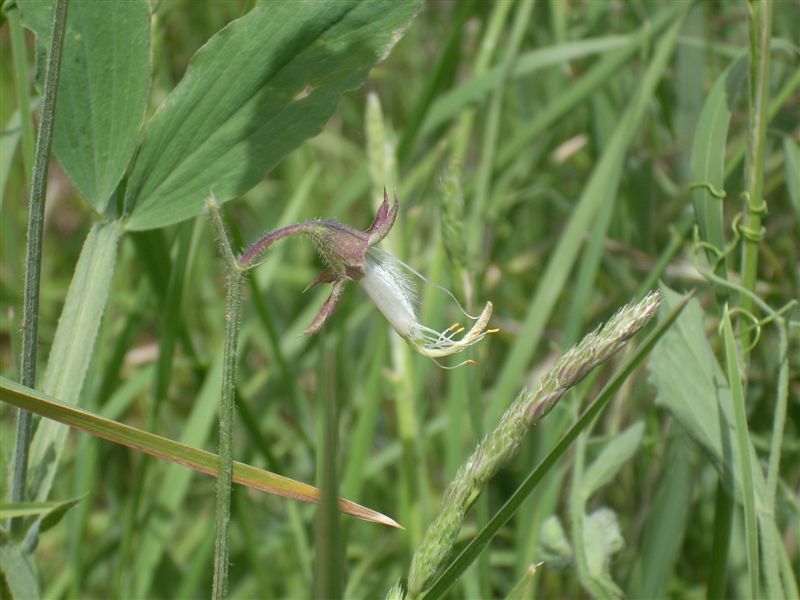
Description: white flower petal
359,249,496,363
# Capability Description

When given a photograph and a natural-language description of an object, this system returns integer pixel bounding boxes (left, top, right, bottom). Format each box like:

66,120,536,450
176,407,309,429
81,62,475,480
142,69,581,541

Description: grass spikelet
407,291,662,597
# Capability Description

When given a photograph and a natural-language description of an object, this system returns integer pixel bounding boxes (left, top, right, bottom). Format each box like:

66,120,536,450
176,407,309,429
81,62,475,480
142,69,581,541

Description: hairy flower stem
407,292,662,598
207,199,244,600
12,0,69,519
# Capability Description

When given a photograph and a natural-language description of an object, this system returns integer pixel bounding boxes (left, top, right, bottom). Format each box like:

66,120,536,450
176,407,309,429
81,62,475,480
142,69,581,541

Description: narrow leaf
689,54,747,271
0,377,401,529
581,421,644,499
720,307,759,598
0,496,83,524
19,0,151,211
124,0,422,231
27,220,120,503
783,135,800,228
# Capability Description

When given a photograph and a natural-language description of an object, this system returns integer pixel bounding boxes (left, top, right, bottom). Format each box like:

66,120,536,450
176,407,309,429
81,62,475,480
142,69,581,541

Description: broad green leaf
581,421,644,498
0,544,39,600
27,220,121,502
0,377,401,529
487,10,687,428
19,0,151,211
689,54,747,272
648,285,766,508
124,0,423,231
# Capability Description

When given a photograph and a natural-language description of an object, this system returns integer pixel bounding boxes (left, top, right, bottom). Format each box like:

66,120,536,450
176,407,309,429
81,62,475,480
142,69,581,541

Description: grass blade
26,220,121,504
0,377,401,529
720,307,759,598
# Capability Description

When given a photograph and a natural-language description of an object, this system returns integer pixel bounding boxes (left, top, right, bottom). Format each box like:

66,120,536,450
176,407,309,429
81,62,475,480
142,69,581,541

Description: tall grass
1,1,798,598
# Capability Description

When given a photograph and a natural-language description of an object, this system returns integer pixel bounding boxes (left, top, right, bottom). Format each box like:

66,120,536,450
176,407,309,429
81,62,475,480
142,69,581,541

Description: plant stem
12,0,69,512
706,481,733,600
739,0,772,324
468,0,533,259
208,199,244,600
314,341,342,599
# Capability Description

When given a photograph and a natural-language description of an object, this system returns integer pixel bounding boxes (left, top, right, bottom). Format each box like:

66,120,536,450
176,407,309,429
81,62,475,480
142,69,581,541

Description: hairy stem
208,198,244,599
12,0,69,514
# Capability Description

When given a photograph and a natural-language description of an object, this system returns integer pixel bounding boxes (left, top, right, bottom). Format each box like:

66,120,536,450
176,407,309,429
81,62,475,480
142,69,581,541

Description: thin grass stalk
7,2,36,179
765,322,789,543
706,482,734,600
208,199,244,600
314,341,343,599
739,0,772,335
407,292,663,598
760,318,791,599
720,307,759,598
12,0,69,517
724,56,800,180
451,0,513,166
396,0,471,164
468,0,533,259
419,292,690,600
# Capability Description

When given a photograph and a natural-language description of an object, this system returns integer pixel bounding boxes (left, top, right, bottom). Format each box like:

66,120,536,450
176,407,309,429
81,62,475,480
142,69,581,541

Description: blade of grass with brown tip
0,376,401,529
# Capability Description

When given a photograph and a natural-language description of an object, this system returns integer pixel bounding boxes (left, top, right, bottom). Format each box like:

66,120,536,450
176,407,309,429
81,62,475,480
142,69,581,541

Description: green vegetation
1,1,797,598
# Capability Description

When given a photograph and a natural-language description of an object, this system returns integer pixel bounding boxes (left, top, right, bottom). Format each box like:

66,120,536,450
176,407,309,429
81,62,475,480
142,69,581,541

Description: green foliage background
1,1,798,598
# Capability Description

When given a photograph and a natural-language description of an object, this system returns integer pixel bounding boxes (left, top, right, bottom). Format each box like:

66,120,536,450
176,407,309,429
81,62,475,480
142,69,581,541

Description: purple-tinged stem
239,222,317,267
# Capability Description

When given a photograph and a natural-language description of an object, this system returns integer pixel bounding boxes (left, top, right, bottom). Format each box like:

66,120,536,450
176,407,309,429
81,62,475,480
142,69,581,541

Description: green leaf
0,544,39,600
582,507,624,597
0,495,84,533
689,54,747,273
0,376,401,530
720,307,759,598
581,421,644,499
26,220,121,502
124,0,422,231
19,0,151,211
648,285,766,507
627,431,696,599
783,135,800,229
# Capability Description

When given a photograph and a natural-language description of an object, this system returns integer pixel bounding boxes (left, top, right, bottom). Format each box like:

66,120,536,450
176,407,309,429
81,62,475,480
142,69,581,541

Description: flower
359,248,496,362
239,190,496,362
